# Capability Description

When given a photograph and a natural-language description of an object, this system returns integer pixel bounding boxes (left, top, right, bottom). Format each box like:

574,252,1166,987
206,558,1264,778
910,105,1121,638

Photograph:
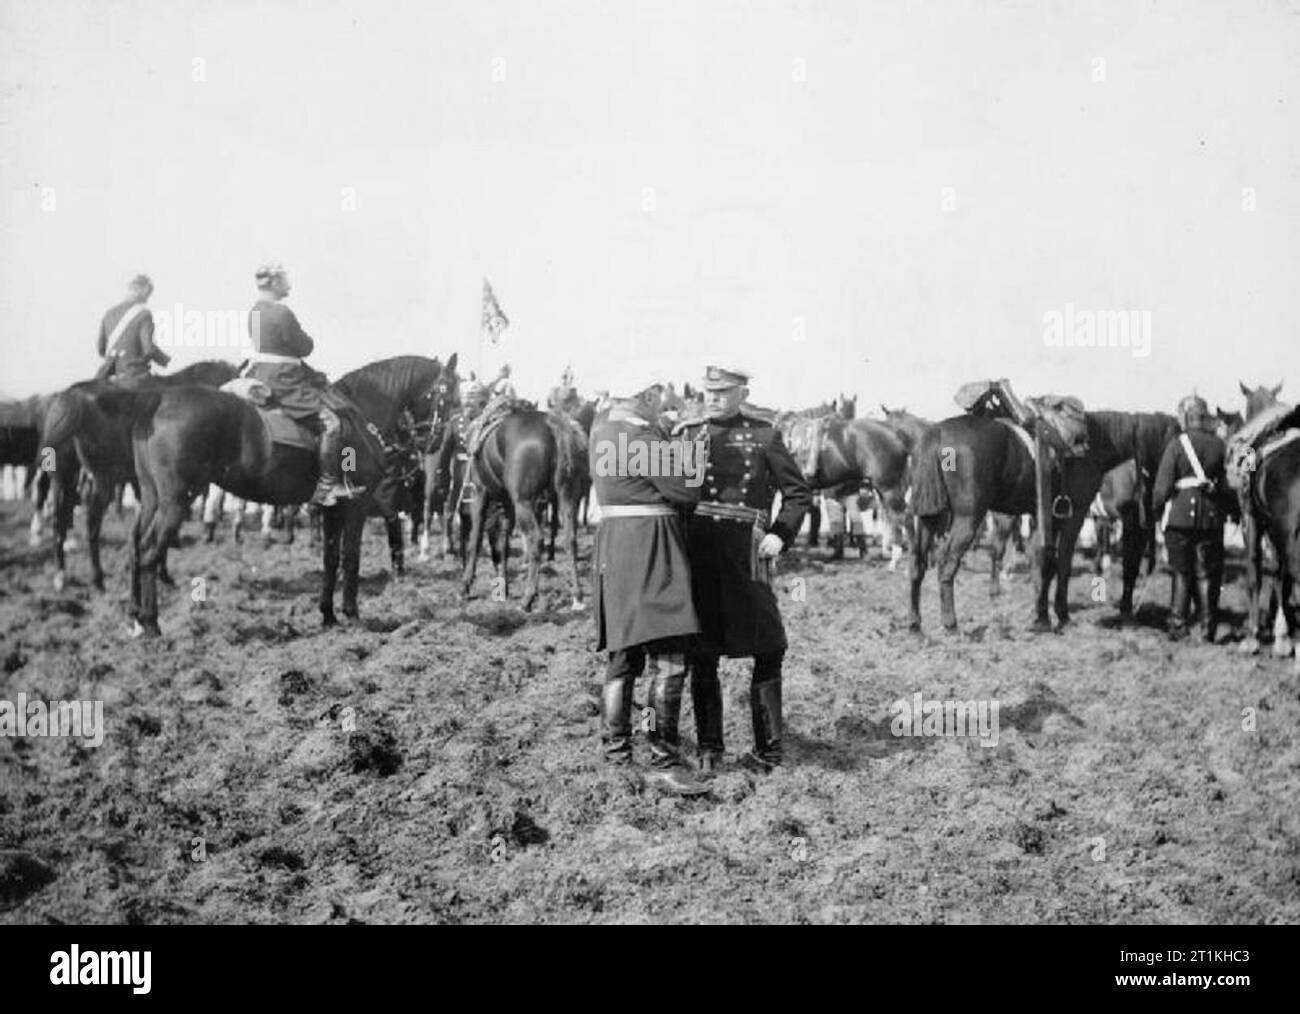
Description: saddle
1226,402,1300,492
219,378,321,452
466,395,536,459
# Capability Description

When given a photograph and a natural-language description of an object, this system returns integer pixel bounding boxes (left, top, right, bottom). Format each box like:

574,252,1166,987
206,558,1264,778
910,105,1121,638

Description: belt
247,352,303,365
1175,477,1211,490
696,501,767,526
600,505,677,519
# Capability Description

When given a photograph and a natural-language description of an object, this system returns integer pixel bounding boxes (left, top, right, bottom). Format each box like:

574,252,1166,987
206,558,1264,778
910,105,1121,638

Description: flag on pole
481,278,509,344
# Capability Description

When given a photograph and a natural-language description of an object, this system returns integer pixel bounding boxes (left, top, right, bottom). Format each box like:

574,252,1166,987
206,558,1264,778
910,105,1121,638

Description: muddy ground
1,499,1297,924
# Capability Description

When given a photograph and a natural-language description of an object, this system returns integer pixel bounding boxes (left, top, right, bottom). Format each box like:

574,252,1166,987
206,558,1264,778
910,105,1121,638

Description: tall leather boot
745,676,784,772
829,533,845,561
690,655,724,774
646,661,710,796
600,652,637,765
314,415,365,506
1203,538,1224,644
1167,572,1190,642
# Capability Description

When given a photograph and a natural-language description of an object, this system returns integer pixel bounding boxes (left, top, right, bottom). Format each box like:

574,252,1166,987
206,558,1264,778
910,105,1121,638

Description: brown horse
100,355,455,635
908,398,1092,631
1232,380,1297,663
461,407,584,611
39,361,241,591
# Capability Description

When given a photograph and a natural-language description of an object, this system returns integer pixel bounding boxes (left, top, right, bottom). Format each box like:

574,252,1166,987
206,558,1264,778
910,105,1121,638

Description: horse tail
908,426,949,520
40,390,85,452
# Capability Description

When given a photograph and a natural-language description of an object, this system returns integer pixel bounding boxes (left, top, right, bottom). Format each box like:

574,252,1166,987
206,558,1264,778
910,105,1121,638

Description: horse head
1239,379,1283,420
1026,394,1090,457
1214,406,1244,440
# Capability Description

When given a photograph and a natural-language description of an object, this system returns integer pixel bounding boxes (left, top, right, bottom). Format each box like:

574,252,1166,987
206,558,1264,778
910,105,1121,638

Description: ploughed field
1,499,1297,924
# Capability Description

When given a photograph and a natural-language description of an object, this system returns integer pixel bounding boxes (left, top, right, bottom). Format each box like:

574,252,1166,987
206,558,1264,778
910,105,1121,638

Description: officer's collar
608,405,650,426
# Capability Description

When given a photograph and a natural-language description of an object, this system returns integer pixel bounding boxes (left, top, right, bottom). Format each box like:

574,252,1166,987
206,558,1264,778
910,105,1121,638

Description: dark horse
40,361,241,591
908,397,1093,631
105,355,455,635
460,408,585,611
1232,381,1297,666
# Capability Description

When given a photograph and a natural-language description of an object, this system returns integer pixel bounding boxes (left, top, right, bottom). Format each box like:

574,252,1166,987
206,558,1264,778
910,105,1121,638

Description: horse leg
1238,514,1263,654
136,494,186,638
561,489,583,609
51,464,76,590
341,503,365,619
495,506,514,599
988,515,1009,598
387,516,404,578
516,497,543,611
202,484,223,543
937,513,979,632
547,498,558,563
460,492,489,599
808,501,821,548
1117,504,1143,617
319,504,343,626
1052,511,1086,627
86,479,112,592
909,517,933,632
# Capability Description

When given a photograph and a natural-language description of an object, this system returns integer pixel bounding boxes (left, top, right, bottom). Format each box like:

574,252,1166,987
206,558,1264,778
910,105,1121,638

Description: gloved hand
758,533,784,558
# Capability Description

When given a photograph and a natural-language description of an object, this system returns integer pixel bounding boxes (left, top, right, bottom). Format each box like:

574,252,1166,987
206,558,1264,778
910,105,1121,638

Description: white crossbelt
105,302,146,353
600,504,677,518
1176,433,1210,489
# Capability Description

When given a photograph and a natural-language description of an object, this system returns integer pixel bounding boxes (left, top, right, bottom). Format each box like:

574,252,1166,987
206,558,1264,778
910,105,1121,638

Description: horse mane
155,360,241,387
1087,411,1179,471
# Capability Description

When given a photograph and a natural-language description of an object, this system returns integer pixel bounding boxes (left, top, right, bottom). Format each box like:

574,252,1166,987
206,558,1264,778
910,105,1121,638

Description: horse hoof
1238,637,1260,656
1274,637,1295,659
52,572,65,592
129,619,159,639
570,598,587,612
321,614,338,628
93,579,105,593
1029,618,1053,633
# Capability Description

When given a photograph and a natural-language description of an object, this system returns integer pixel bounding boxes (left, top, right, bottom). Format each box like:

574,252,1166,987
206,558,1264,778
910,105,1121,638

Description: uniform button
709,487,717,494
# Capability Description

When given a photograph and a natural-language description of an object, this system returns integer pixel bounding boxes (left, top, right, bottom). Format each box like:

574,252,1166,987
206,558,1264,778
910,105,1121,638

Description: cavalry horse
39,361,241,591
101,354,456,635
460,404,585,611
908,392,1093,631
1230,380,1298,665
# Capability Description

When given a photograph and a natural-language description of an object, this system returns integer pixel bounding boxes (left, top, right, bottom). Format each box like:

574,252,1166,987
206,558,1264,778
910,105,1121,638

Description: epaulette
671,414,708,436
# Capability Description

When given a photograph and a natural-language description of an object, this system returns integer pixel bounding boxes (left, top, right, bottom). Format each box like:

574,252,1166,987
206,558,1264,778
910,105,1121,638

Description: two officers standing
589,365,812,794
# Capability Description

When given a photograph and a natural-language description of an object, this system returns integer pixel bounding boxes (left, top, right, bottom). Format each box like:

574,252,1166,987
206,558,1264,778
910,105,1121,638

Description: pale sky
1,0,1296,419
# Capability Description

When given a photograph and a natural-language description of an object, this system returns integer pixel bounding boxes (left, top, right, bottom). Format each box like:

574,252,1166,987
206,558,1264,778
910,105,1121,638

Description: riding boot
829,533,845,561
1203,538,1224,644
690,655,724,774
853,532,868,559
204,521,216,544
314,414,365,506
745,676,784,772
646,660,710,796
1167,572,1190,642
600,650,638,765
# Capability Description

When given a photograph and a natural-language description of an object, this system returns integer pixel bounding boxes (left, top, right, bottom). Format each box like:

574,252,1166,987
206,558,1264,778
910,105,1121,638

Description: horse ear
1274,381,1284,396
446,352,458,373
1239,380,1252,397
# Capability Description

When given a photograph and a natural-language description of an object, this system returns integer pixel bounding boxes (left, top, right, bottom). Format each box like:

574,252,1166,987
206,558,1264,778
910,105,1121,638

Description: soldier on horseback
96,274,170,385
1153,393,1233,642
242,264,363,506
676,365,812,774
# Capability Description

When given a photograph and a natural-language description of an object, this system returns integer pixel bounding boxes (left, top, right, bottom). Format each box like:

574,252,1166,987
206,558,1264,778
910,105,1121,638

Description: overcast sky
1,0,1295,419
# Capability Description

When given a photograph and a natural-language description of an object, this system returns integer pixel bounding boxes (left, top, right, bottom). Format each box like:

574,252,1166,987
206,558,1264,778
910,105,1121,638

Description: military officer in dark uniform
1152,394,1233,642
591,374,708,796
97,274,170,385
242,264,362,506
677,366,813,773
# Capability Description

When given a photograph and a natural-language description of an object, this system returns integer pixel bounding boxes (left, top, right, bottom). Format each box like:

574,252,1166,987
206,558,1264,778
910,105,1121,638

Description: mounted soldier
675,365,813,774
96,274,170,385
241,264,362,506
1153,393,1233,642
591,373,708,796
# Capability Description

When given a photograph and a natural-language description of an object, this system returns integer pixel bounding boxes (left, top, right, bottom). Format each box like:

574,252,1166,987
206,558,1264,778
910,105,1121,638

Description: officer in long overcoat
591,375,709,795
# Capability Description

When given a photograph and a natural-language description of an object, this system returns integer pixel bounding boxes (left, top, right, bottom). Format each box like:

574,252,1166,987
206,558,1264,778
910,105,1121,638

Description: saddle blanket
220,379,316,451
